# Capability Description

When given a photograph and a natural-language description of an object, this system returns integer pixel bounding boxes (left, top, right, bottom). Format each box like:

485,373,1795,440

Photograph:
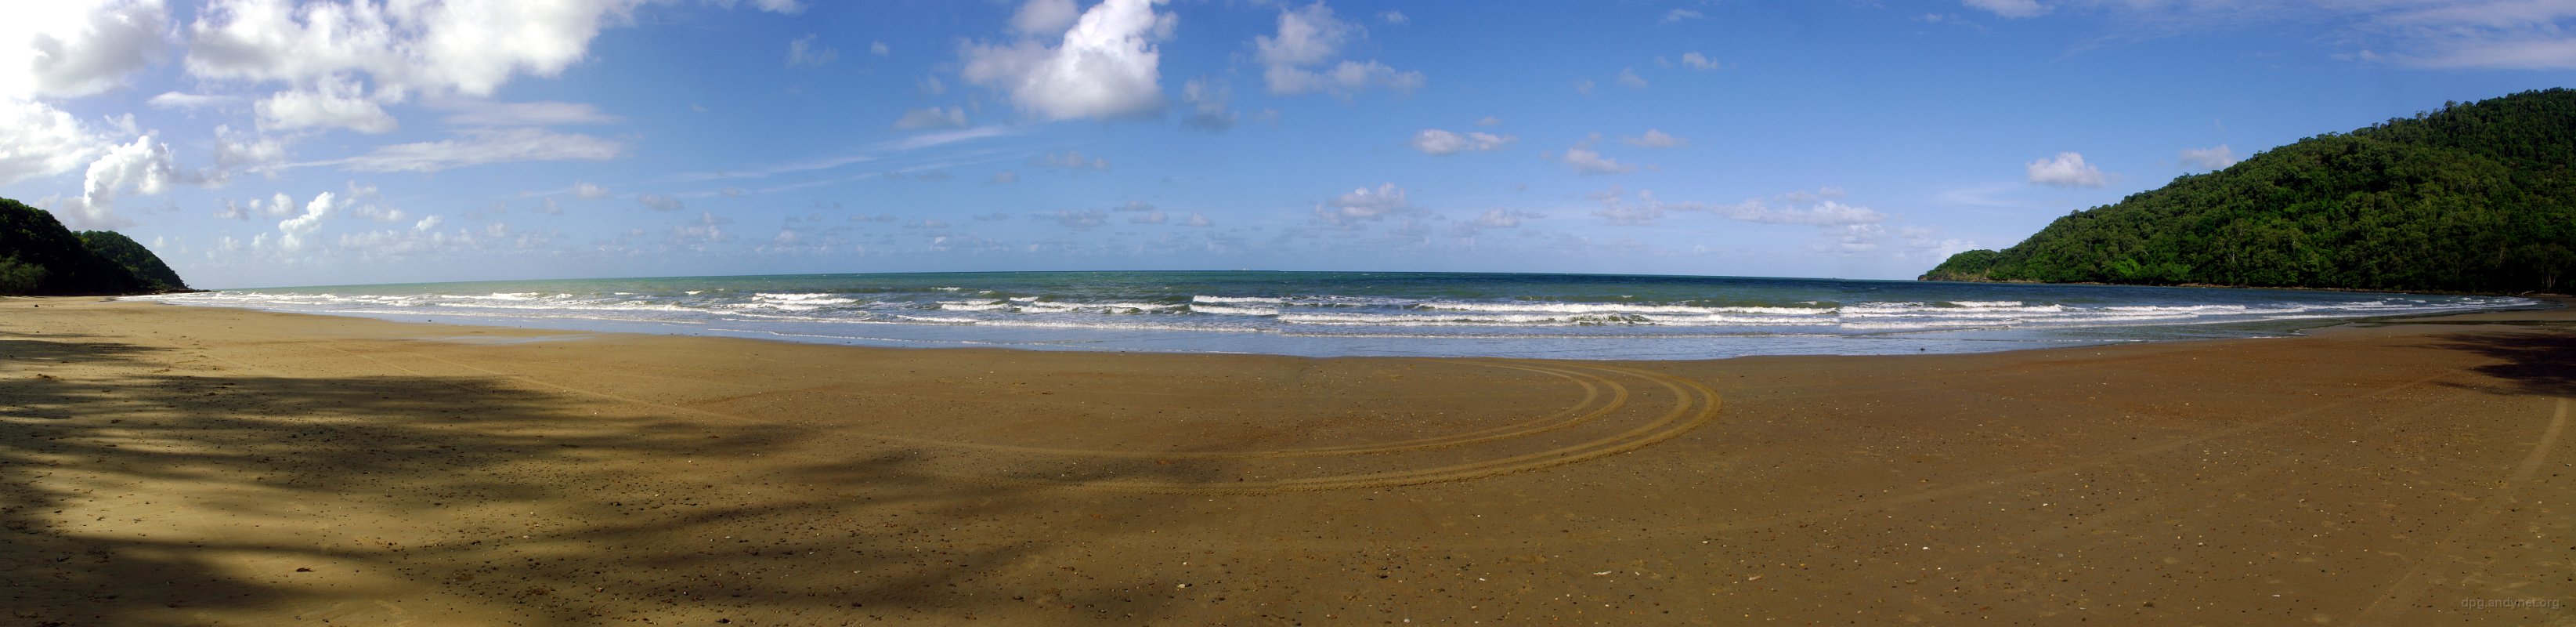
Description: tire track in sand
348,346,1719,492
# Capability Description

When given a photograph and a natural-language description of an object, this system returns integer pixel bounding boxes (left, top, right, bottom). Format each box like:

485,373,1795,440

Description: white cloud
785,33,836,67
1255,2,1424,97
184,0,637,99
276,189,343,250
1410,129,1514,155
147,91,244,110
1314,183,1410,227
1964,0,2049,19
0,98,109,186
255,74,396,133
1031,149,1109,171
1615,67,1648,89
2180,144,2238,170
1382,10,1408,24
336,128,622,172
988,170,1019,184
1573,78,1594,95
2025,151,2111,187
413,214,441,230
1451,207,1545,237
869,41,890,56
46,134,188,230
1590,187,1891,229
1183,212,1212,227
0,0,171,100
438,100,616,126
1660,9,1704,24
1475,116,1501,126
1622,129,1685,148
1048,208,1107,230
211,123,287,180
893,106,969,129
1180,77,1236,132
1011,0,1080,34
960,0,1173,121
573,182,611,199
1556,148,1635,175
636,193,683,212
1679,52,1722,71
1127,208,1167,224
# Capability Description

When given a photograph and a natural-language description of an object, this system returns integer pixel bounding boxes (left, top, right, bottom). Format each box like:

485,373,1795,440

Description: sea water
134,271,2535,360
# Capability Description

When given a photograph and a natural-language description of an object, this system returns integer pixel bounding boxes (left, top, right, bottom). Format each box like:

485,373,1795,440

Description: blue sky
2,0,2570,288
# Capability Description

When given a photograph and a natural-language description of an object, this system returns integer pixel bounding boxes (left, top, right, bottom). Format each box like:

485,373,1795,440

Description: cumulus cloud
960,0,1174,121
893,106,969,129
1410,129,1514,155
573,182,611,199
0,0,171,99
1183,212,1212,227
1964,0,2050,19
635,193,683,212
2180,143,2238,170
46,134,191,230
1179,77,1236,132
1555,147,1636,175
185,0,635,98
1679,52,1722,71
785,33,836,67
1622,129,1685,148
1046,208,1107,230
988,170,1019,184
1314,183,1410,227
2025,151,2112,187
336,128,622,172
1660,9,1704,24
255,74,396,133
1255,2,1425,98
276,189,345,250
0,99,110,185
211,123,287,181
1614,67,1648,89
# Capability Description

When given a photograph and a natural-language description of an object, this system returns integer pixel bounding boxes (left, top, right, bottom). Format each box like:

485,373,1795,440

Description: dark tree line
1924,88,2576,294
0,197,190,295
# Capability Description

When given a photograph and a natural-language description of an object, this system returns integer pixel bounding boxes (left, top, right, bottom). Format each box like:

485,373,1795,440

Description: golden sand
4,297,2570,625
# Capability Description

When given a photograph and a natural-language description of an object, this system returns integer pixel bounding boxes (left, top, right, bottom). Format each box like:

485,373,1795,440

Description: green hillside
78,230,190,291
0,197,183,295
1923,88,2576,293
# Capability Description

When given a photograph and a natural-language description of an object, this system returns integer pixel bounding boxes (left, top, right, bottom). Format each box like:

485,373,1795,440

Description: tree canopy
0,197,187,295
1923,88,2576,294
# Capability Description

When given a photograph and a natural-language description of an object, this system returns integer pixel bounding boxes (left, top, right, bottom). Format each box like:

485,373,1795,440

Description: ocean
135,271,2534,360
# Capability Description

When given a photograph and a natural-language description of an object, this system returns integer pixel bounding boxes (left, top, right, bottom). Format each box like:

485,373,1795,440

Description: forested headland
0,196,191,295
1923,89,2576,294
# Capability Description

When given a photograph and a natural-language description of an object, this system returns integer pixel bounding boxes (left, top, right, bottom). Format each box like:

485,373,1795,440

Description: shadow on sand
0,333,1204,625
2430,331,2576,397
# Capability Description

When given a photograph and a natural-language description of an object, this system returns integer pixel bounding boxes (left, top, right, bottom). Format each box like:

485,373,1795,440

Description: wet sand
3,297,2570,625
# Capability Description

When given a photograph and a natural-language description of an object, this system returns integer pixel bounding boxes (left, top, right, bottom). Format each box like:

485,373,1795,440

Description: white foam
1189,303,1281,317
1193,295,1285,305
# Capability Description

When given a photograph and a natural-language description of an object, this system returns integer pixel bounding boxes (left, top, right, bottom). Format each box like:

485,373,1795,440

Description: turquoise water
138,271,2534,360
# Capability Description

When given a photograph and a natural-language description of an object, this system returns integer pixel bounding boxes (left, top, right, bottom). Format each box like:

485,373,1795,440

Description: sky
2,0,2571,288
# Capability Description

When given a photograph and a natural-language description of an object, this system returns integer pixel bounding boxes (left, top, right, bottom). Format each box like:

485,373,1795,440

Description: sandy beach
4,298,2570,626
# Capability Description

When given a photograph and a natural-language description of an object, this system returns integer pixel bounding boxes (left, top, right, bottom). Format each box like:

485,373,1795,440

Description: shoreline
122,286,2543,362
5,298,2571,625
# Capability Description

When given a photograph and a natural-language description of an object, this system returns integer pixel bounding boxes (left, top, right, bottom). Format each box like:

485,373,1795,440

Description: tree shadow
0,335,1205,625
2429,331,2576,397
